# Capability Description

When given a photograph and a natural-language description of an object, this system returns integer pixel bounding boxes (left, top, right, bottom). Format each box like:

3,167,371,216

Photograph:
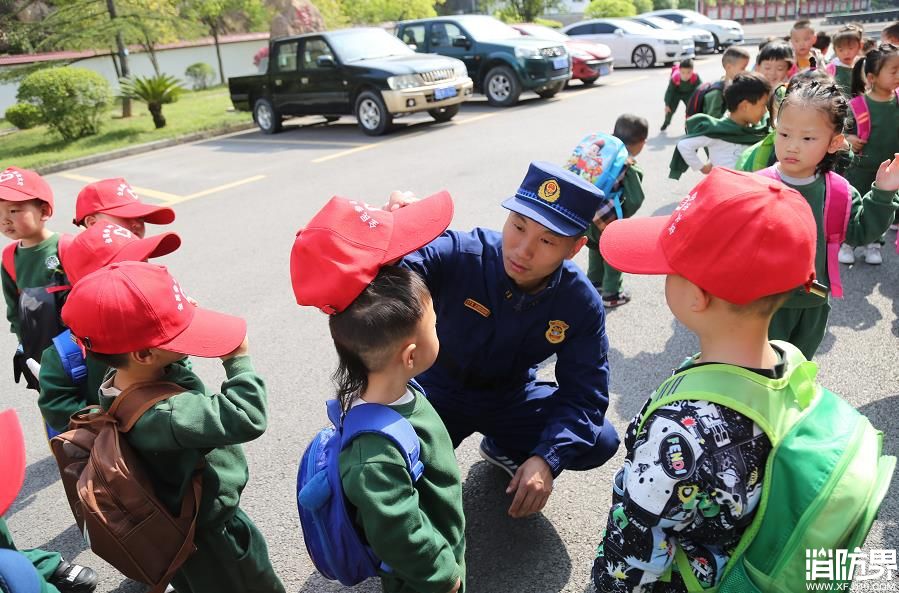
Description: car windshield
517,24,568,41
610,20,654,34
460,17,523,41
640,16,677,29
682,11,711,23
330,29,414,62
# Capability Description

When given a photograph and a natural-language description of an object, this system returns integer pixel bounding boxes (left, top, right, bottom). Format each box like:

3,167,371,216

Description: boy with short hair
829,25,864,92
585,114,648,307
74,177,175,238
61,261,285,593
592,168,821,591
881,21,899,45
0,167,69,390
671,72,771,179
37,222,181,433
755,40,793,89
789,20,824,74
662,59,702,131
697,46,751,119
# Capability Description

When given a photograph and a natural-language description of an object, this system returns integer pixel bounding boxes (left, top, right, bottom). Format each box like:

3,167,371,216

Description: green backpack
637,341,895,593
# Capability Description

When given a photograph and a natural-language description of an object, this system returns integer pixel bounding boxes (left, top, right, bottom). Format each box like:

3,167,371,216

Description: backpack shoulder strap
755,165,779,181
848,94,871,140
823,172,852,299
52,329,87,385
107,381,185,432
2,242,16,285
340,403,424,482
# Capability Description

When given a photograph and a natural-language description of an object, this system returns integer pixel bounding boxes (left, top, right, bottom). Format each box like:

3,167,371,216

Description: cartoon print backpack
686,80,725,117
565,132,629,225
297,396,424,586
848,89,899,144
756,167,850,298
636,341,895,592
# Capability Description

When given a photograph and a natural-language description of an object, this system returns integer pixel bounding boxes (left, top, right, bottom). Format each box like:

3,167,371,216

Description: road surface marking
162,175,267,205
312,131,428,164
57,173,181,202
606,75,650,86
454,113,499,125
223,138,365,147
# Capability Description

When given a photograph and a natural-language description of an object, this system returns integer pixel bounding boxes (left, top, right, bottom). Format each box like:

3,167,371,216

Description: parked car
228,27,473,136
641,9,744,52
631,15,716,54
561,18,694,69
395,15,571,107
510,23,614,85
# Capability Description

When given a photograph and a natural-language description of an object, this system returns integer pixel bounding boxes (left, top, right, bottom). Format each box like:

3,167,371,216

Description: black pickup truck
228,27,473,135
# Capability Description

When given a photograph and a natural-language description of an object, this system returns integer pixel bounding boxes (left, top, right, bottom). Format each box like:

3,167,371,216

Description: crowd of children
1,17,898,593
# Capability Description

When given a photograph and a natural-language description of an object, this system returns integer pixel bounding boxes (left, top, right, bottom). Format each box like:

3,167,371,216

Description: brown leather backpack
50,381,202,593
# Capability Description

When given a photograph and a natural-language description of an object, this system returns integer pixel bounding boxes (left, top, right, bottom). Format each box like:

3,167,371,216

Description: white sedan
642,9,744,52
561,18,694,69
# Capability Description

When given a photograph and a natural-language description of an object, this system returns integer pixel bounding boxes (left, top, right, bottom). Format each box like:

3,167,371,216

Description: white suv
642,9,743,52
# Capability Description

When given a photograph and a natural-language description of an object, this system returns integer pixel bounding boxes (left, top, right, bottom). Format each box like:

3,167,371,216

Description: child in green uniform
763,78,899,358
291,194,464,593
755,40,793,89
37,222,181,433
699,46,750,119
61,261,285,593
662,59,701,131
593,168,821,592
585,114,647,307
828,25,864,94
0,167,68,391
840,43,899,265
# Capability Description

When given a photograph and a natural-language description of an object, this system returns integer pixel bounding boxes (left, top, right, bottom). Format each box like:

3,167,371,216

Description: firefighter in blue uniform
396,161,621,519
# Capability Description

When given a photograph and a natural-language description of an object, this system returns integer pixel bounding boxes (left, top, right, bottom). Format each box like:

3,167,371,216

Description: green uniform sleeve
38,344,88,433
341,438,462,593
664,81,677,108
844,184,899,246
130,355,268,452
2,266,19,339
703,89,724,118
620,164,645,219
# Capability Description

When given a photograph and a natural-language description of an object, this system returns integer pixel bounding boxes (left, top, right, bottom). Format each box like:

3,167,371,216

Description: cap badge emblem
537,179,561,203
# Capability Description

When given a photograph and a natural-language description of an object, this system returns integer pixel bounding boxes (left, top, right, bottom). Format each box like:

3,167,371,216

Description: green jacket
98,356,268,527
669,115,768,179
1,233,66,341
702,86,725,119
339,390,466,593
664,75,702,109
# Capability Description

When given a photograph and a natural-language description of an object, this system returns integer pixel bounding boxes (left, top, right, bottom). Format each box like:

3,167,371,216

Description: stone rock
269,0,325,37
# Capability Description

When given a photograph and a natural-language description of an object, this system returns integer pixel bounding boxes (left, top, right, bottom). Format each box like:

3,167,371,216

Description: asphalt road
2,51,898,593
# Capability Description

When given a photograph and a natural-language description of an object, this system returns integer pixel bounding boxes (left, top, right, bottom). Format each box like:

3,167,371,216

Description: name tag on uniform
463,298,491,318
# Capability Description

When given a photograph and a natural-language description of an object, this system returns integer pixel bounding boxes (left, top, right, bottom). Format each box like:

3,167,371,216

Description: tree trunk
212,22,225,86
148,103,166,128
106,0,131,117
143,30,161,76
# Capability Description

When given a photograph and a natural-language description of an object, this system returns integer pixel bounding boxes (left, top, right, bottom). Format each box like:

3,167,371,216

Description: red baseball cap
62,261,246,357
0,409,26,516
0,167,54,215
600,168,817,305
291,191,453,314
65,223,181,285
74,178,175,226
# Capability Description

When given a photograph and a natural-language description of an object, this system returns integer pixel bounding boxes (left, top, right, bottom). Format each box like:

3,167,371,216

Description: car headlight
452,62,467,78
387,74,422,90
515,46,541,59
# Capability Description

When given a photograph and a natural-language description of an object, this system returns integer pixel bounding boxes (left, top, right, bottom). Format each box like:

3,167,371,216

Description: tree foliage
119,73,182,128
337,0,443,24
17,67,111,140
633,0,653,12
585,0,637,17
182,0,269,84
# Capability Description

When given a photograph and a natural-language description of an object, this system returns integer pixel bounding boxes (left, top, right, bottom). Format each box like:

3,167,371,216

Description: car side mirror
316,55,336,68
452,36,471,48
615,28,624,36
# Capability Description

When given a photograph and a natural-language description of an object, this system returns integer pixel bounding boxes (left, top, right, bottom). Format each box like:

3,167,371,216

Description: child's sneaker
602,291,631,308
864,243,882,265
838,243,856,264
478,437,525,478
50,560,98,593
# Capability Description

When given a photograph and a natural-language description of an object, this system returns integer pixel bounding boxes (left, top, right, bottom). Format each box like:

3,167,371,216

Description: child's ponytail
851,56,868,97
332,342,370,413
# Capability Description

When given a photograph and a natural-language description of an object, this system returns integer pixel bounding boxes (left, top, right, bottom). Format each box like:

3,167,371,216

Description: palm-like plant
119,74,183,129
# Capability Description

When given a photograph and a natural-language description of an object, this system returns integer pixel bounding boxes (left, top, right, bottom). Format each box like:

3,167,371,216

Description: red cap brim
0,409,26,516
117,232,182,264
0,187,35,202
158,307,247,358
83,202,176,225
382,190,454,263
599,216,675,275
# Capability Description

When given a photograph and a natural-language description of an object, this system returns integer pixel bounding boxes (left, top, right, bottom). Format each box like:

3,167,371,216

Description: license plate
552,56,568,70
434,86,457,100
599,64,611,76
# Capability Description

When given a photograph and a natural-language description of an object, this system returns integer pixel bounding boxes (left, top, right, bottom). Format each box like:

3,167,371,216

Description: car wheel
484,65,521,107
536,81,565,99
632,45,655,69
428,104,460,123
253,98,282,134
581,76,599,86
712,33,723,53
355,90,392,136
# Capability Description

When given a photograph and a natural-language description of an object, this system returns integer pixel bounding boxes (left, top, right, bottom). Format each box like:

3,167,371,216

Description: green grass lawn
0,87,253,171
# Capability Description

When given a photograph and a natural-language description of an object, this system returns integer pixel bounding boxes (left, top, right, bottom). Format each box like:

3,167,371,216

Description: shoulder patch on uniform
464,298,491,318
545,320,569,344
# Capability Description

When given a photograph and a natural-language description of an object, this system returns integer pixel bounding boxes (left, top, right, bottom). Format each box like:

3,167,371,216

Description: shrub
16,67,111,141
185,62,216,90
634,0,653,12
119,74,183,129
534,17,564,28
4,103,42,130
585,0,638,17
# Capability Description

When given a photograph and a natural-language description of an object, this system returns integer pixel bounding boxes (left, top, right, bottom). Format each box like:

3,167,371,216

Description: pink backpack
756,167,851,298
670,64,697,86
848,90,899,142
824,60,837,77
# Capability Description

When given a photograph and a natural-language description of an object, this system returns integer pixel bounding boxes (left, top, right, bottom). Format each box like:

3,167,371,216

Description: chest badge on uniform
545,320,569,344
537,179,561,203
464,298,491,318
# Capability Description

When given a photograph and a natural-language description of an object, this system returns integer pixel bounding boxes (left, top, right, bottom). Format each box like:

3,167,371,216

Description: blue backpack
297,397,424,586
565,132,629,222
41,329,87,440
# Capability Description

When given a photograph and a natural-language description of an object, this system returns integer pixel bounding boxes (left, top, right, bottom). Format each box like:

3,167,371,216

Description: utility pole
106,0,132,117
